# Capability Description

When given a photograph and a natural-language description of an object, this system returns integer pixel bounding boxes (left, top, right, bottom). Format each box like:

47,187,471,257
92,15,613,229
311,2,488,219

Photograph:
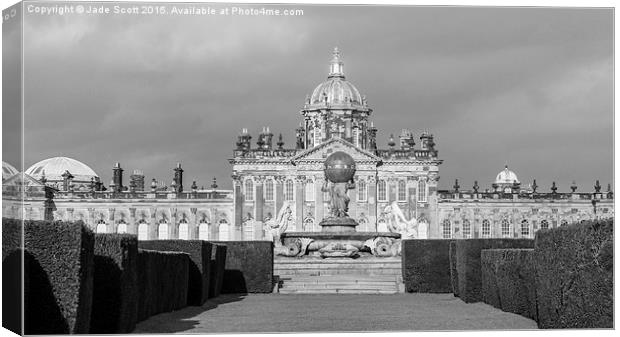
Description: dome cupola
25,157,99,191
495,165,519,185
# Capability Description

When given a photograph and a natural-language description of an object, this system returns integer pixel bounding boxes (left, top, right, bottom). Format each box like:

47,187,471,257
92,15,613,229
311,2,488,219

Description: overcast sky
8,4,613,191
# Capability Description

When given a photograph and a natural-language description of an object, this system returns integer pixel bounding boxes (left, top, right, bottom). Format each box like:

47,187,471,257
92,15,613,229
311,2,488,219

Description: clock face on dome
324,151,356,183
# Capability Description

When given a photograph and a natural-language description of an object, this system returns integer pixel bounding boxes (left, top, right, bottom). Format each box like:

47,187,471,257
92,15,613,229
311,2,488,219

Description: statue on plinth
318,151,359,233
383,201,419,239
265,201,293,246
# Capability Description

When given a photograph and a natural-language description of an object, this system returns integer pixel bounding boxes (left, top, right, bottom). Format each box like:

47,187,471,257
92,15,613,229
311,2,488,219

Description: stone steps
274,257,404,294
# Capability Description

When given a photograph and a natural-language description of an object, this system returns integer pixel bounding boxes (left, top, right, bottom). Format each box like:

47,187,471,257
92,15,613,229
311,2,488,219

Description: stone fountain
277,151,401,258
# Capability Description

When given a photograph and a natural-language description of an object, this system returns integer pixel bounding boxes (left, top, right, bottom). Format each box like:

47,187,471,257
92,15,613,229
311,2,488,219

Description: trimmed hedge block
136,249,189,322
449,240,459,297
218,241,273,293
534,219,613,329
456,239,534,303
90,234,138,334
139,240,213,306
24,220,95,334
2,218,23,335
402,239,452,293
209,244,227,298
481,249,537,321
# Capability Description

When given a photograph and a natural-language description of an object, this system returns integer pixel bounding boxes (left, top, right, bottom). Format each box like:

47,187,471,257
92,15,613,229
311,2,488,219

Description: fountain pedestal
318,216,358,232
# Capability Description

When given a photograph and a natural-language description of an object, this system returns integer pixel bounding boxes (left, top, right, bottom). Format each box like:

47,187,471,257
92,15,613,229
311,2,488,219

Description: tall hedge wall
217,241,273,294
139,240,212,306
90,234,138,334
534,219,613,329
24,220,95,334
481,249,537,321
449,241,459,297
2,218,23,335
402,239,452,293
209,244,227,298
136,249,189,322
455,239,534,303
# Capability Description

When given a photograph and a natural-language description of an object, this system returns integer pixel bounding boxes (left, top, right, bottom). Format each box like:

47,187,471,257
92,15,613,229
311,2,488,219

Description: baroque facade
2,49,613,240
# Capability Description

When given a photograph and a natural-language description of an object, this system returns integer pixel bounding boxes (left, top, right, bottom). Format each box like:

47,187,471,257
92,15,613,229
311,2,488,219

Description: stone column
315,176,324,227
108,208,116,233
149,207,157,240
388,178,397,203
350,176,358,219
407,177,417,222
129,208,137,235
190,208,198,240
232,175,243,240
87,208,96,231
255,176,265,236
295,176,305,231
170,208,177,239
368,175,377,232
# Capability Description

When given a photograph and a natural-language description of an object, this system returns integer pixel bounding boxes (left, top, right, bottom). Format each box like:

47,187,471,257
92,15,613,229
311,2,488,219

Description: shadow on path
134,294,246,333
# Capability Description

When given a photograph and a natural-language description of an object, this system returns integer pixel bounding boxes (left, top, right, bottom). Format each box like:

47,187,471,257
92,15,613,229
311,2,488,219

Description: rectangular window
264,179,274,201
482,220,491,238
442,219,451,239
378,179,387,201
417,179,427,203
305,181,315,202
285,179,294,201
357,180,367,202
244,179,254,202
462,220,471,238
397,180,407,202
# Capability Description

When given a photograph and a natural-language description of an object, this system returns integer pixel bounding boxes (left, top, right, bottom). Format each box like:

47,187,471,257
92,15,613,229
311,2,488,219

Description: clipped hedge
209,244,227,298
2,218,23,335
402,239,452,293
455,239,534,303
218,241,273,293
449,240,459,297
139,240,212,306
534,219,613,329
90,234,138,334
481,249,537,321
136,249,189,322
24,220,95,334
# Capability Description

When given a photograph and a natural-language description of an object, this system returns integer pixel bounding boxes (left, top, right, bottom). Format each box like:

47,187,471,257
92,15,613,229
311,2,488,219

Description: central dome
308,48,364,107
495,165,519,185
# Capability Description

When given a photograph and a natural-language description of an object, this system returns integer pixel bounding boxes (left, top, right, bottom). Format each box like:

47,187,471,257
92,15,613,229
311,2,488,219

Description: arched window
357,179,367,202
462,219,471,238
198,221,209,240
521,219,530,238
417,180,427,203
264,179,274,201
218,219,230,241
178,218,189,240
285,179,294,201
303,217,314,231
305,181,315,202
540,219,549,230
377,218,388,231
442,219,451,239
397,180,407,202
96,219,107,234
117,219,127,234
245,179,254,202
501,218,511,238
378,180,387,202
138,219,148,240
482,219,491,238
158,219,169,240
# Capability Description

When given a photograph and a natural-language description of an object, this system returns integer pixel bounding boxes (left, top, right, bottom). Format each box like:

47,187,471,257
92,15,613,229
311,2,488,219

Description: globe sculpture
320,151,358,232
324,151,356,183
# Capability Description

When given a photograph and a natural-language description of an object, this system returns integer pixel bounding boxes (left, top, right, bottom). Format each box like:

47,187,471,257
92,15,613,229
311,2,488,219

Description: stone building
2,49,613,240
230,48,442,239
2,159,235,241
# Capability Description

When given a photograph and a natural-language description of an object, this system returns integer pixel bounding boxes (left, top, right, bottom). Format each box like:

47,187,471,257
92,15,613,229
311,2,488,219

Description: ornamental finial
328,47,345,79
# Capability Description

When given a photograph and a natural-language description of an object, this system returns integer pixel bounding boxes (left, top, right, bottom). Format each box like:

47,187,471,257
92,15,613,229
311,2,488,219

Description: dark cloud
21,4,612,192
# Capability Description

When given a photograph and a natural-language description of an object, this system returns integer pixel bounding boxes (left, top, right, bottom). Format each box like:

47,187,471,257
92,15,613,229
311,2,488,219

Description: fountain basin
281,231,401,255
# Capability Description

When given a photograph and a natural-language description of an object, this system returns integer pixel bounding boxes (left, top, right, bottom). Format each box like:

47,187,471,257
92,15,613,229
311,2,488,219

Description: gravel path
134,293,538,333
